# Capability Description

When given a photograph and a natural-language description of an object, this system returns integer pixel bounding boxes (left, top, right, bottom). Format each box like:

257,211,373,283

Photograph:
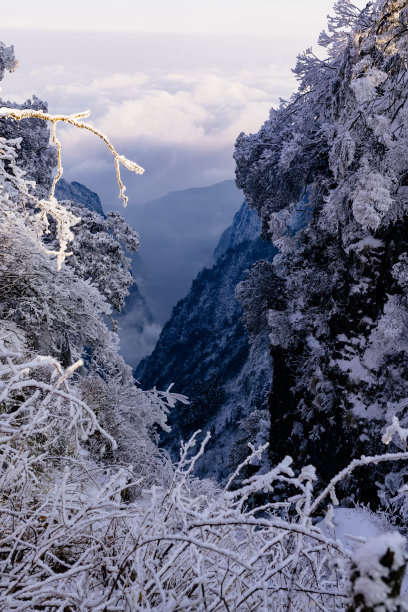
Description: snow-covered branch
0,107,145,206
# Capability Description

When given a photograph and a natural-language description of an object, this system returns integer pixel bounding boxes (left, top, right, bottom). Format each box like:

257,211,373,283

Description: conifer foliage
235,0,408,514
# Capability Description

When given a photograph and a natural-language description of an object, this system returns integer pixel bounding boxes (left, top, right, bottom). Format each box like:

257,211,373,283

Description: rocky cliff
136,202,277,480
55,178,105,216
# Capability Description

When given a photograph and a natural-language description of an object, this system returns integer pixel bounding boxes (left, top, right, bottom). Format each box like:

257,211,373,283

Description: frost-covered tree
0,43,172,482
0,35,408,611
235,0,408,514
61,203,140,313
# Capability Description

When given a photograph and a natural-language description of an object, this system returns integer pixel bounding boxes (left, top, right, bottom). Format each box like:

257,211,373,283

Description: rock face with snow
214,201,263,260
234,0,408,513
136,202,277,480
55,178,105,216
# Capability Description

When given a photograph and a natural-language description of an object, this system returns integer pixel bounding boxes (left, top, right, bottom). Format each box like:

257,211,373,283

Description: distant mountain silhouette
129,180,243,324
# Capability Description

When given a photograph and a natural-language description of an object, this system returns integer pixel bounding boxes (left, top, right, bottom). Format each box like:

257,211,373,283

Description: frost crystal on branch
0,106,145,204
0,107,145,269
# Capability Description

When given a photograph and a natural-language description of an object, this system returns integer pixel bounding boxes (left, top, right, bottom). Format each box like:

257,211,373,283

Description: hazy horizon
0,2,368,348
1,29,298,212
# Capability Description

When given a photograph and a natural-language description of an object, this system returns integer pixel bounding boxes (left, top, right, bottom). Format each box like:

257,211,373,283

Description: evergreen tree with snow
235,0,408,516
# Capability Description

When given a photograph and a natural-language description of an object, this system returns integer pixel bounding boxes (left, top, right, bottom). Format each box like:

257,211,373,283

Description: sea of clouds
2,31,297,211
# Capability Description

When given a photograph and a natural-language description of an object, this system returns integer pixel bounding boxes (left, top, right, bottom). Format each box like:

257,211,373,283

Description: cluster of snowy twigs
0,342,407,611
0,107,144,269
0,40,407,608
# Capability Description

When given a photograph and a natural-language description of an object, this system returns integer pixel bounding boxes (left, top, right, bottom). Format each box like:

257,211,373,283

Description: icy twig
0,107,145,207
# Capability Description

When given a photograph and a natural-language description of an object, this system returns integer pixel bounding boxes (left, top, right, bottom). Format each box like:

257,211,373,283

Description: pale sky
2,0,367,36
1,0,325,34
1,0,368,208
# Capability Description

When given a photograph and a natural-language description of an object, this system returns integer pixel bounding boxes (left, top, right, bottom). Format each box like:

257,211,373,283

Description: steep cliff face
136,202,277,480
55,179,105,216
234,0,408,513
214,201,263,259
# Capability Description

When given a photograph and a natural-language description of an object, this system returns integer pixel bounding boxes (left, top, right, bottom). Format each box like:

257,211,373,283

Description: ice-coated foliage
0,97,58,199
0,106,144,209
1,11,408,608
59,203,140,312
0,44,178,489
0,42,16,80
0,343,181,608
1,344,407,610
234,0,408,514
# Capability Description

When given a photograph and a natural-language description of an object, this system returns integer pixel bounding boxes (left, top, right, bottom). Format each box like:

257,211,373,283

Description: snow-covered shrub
349,533,407,611
0,343,407,611
0,341,182,608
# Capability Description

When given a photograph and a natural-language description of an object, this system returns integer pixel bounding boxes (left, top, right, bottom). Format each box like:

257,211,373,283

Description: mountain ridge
136,201,278,480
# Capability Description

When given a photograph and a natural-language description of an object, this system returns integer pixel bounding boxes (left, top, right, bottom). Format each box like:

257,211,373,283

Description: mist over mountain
127,180,243,323
115,279,161,370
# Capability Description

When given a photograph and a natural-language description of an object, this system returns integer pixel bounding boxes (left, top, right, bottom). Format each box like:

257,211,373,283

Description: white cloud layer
1,30,298,207
37,64,294,147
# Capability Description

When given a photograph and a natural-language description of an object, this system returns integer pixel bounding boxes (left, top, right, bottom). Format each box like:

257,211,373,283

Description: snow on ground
319,507,408,594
